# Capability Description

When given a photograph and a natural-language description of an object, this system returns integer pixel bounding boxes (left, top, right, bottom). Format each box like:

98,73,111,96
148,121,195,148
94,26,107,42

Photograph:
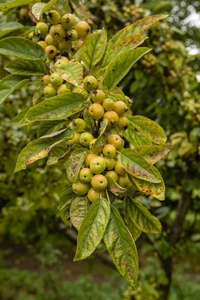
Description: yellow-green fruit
45,34,58,47
43,85,57,98
104,157,116,170
77,40,84,50
103,144,116,158
79,168,93,183
87,188,104,202
54,59,69,69
50,24,66,41
89,103,104,120
69,132,81,145
45,45,57,59
103,111,119,127
47,10,61,25
73,87,88,100
79,132,93,147
28,31,34,39
118,175,132,189
66,29,78,41
105,170,119,182
19,6,28,19
113,101,128,116
61,13,76,29
83,76,98,92
89,139,103,154
37,41,47,49
85,153,98,167
58,39,72,51
103,98,114,111
72,180,89,196
91,174,108,191
49,72,63,87
91,90,105,103
43,75,50,85
70,118,86,131
107,134,123,149
57,84,70,95
118,116,129,129
35,22,48,38
90,156,106,174
75,21,90,38
115,161,126,176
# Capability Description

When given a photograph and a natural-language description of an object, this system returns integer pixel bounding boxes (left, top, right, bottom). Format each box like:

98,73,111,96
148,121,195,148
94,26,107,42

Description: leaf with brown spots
57,61,83,86
123,123,152,146
134,145,171,164
104,205,138,288
107,176,127,196
124,210,142,242
70,196,89,230
66,148,88,183
59,186,76,226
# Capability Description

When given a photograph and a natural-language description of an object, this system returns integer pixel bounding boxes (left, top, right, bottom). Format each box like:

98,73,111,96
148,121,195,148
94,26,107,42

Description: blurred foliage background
0,0,200,299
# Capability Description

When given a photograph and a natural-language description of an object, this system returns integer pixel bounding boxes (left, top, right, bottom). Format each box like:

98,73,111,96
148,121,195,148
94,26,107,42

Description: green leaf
134,145,171,164
126,196,162,233
105,86,126,102
32,0,57,20
103,47,151,90
123,123,152,146
118,149,161,183
81,28,107,69
14,128,73,172
92,119,108,150
130,166,165,201
9,108,29,124
22,93,85,124
59,186,76,226
0,21,23,37
101,34,148,68
107,176,127,195
47,145,73,166
37,120,66,137
105,14,167,55
74,198,110,261
57,60,83,86
70,196,88,230
0,75,29,105
124,210,142,241
0,37,47,60
104,205,138,288
83,108,94,131
127,115,167,145
67,148,87,183
5,58,46,75
0,0,39,11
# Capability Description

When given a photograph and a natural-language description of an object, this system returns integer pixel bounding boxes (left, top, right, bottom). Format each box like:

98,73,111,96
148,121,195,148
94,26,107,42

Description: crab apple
70,118,86,131
89,139,103,154
87,188,105,202
57,84,70,95
69,132,81,145
91,174,108,191
61,13,76,29
79,168,93,183
54,59,69,69
72,180,89,195
73,87,88,100
47,10,61,24
113,101,128,116
49,72,63,87
107,134,123,149
105,170,118,182
75,21,90,38
77,40,84,50
85,153,98,167
58,39,72,51
104,157,116,170
66,29,78,41
118,116,129,129
91,90,105,104
103,144,116,158
90,156,106,174
83,76,98,92
50,24,66,41
43,85,57,98
45,45,57,59
103,98,114,111
79,132,93,147
45,34,58,47
89,103,104,120
35,22,48,38
28,31,34,39
37,41,47,49
118,175,132,189
43,75,50,85
114,161,126,176
103,111,119,127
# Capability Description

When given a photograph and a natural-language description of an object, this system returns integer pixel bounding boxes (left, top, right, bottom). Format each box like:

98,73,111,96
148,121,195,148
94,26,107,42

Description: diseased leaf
118,149,161,183
57,60,83,86
67,148,88,183
127,115,167,145
14,128,73,172
103,48,151,90
5,58,46,75
0,75,30,105
81,28,107,69
124,210,142,241
126,196,162,233
70,196,88,230
134,145,171,164
123,123,152,146
105,86,126,102
59,185,76,226
104,205,138,288
107,176,127,195
37,120,66,137
74,198,110,261
0,0,39,11
47,145,68,166
0,37,47,60
0,21,23,37
83,108,95,131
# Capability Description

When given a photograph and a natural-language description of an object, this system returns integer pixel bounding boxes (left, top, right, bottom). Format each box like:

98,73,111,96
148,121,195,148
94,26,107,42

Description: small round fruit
103,144,116,158
70,118,86,131
118,116,129,129
87,188,105,202
105,170,118,182
90,156,106,174
89,103,104,120
79,168,93,183
85,153,98,167
83,76,98,92
115,161,126,176
69,132,81,145
125,109,133,116
73,87,88,100
43,85,57,98
45,45,57,59
19,6,28,19
72,180,89,195
103,98,114,111
45,34,58,46
75,21,90,38
118,175,132,189
47,10,61,24
113,101,128,116
58,39,72,51
57,84,70,95
79,132,93,147
50,24,66,41
77,40,84,50
89,139,103,154
37,41,47,49
91,174,108,191
104,157,115,170
61,56,70,63
61,13,76,29
54,59,69,69
28,31,34,39
91,90,105,104
35,22,48,38
66,29,78,41
43,75,50,85
103,111,119,127
49,72,63,87
107,134,123,149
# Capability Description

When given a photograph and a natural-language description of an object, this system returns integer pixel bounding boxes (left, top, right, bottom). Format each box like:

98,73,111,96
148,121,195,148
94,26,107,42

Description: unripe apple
103,144,116,158
75,21,90,38
104,157,116,170
103,98,114,111
103,111,119,127
87,188,105,202
114,161,126,176
70,118,86,131
118,175,132,189
61,13,76,29
45,45,57,59
113,101,128,116
79,168,93,183
89,103,104,120
72,180,89,195
57,84,70,95
85,153,98,167
90,156,106,174
47,10,61,24
105,170,119,182
91,174,108,191
91,90,105,103
69,132,81,145
54,59,69,69
49,72,63,87
83,76,98,92
107,134,123,149
43,85,57,98
89,139,103,154
79,132,93,147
